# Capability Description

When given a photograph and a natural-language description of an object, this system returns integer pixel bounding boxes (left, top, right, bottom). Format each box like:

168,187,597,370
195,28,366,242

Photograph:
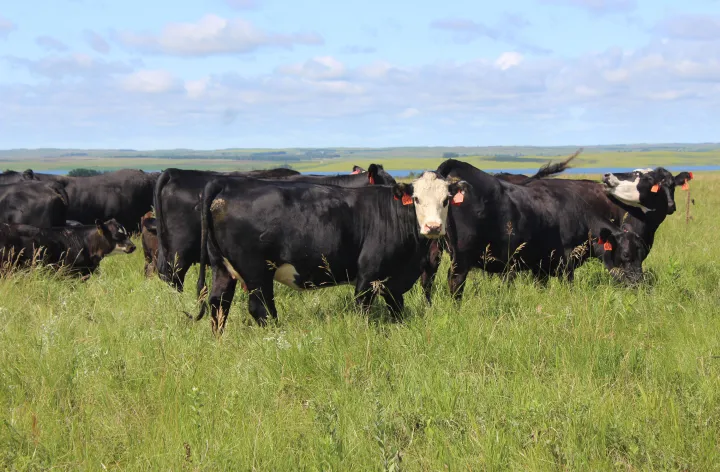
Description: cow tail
193,179,223,321
520,148,583,184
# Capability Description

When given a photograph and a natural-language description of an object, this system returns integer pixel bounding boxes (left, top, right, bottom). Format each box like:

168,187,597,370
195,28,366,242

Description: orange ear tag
401,194,413,205
451,192,464,206
650,184,660,193
368,176,375,185
603,241,613,251
689,172,694,180
682,180,689,191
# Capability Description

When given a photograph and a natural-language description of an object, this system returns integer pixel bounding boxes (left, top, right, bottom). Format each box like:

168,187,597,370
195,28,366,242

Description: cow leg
207,267,238,335
354,278,378,314
420,240,443,304
247,280,276,327
382,290,405,321
447,261,469,302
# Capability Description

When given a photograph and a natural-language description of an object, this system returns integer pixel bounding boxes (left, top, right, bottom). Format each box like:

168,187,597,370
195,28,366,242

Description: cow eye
413,197,420,204
443,196,449,207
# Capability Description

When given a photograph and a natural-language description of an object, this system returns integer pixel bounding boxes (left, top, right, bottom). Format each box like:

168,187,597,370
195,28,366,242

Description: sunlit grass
0,174,718,469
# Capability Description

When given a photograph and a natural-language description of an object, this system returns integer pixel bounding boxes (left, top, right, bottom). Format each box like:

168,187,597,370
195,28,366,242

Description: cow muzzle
421,222,443,238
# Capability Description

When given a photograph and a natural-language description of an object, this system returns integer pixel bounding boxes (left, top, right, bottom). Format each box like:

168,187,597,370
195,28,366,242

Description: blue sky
1,0,720,149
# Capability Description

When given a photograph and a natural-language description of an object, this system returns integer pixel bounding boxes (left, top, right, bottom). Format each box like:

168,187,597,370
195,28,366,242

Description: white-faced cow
194,171,469,334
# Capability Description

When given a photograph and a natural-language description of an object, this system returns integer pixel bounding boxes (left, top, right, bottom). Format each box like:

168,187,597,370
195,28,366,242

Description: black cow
193,171,469,334
154,165,395,291
48,169,160,232
493,172,530,184
0,180,69,227
423,156,647,301
0,219,135,277
0,169,36,185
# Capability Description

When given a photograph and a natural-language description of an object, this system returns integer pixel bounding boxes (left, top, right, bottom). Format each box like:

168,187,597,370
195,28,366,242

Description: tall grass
1,175,719,470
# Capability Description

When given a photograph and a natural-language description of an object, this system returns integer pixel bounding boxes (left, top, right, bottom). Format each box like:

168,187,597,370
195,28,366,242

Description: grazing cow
0,181,69,227
422,155,647,301
0,219,135,276
598,226,647,285
154,165,395,291
193,171,470,334
140,211,158,277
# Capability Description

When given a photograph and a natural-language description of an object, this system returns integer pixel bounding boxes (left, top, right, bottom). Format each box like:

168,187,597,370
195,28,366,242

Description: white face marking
117,226,127,236
222,257,245,285
411,172,453,238
274,263,302,290
603,174,650,212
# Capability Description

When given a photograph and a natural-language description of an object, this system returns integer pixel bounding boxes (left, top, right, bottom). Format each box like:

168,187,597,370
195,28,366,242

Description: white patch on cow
274,263,302,290
603,174,651,212
117,226,127,235
222,257,245,285
109,244,131,256
633,168,653,174
411,171,452,238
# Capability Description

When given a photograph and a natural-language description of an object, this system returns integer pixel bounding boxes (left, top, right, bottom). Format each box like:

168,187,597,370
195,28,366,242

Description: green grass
1,175,719,470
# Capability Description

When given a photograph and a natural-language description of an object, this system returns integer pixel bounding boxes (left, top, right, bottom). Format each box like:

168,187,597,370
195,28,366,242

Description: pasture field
2,149,720,174
1,174,719,470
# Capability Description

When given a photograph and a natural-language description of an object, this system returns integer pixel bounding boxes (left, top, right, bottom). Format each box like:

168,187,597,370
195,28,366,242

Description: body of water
28,165,720,177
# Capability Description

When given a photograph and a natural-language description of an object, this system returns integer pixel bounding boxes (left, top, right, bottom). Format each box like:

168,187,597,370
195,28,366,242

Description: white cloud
118,14,323,56
184,77,209,99
495,52,523,70
398,107,420,119
656,15,720,41
278,56,346,80
0,15,16,39
121,70,176,93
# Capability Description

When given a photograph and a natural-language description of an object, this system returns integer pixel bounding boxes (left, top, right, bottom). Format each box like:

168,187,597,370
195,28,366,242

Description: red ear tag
351,169,361,175
682,180,689,191
401,193,413,206
451,191,464,206
368,176,375,185
604,241,613,251
597,237,604,245
650,184,660,193
689,172,694,180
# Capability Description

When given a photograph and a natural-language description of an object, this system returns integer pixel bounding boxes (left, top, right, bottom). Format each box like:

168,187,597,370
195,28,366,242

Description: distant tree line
68,168,104,177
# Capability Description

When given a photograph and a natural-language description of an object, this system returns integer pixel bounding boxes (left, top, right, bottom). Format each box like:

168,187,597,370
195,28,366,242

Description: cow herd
0,152,694,334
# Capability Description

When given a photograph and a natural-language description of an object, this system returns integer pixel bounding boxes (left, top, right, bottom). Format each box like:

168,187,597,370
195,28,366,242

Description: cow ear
674,171,692,188
448,180,471,199
392,183,412,201
367,164,379,185
22,169,35,180
351,165,365,175
598,228,617,251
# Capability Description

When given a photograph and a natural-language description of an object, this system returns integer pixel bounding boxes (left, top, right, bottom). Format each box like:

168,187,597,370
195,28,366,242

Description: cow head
95,219,136,255
598,227,647,285
602,167,693,215
392,171,470,238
